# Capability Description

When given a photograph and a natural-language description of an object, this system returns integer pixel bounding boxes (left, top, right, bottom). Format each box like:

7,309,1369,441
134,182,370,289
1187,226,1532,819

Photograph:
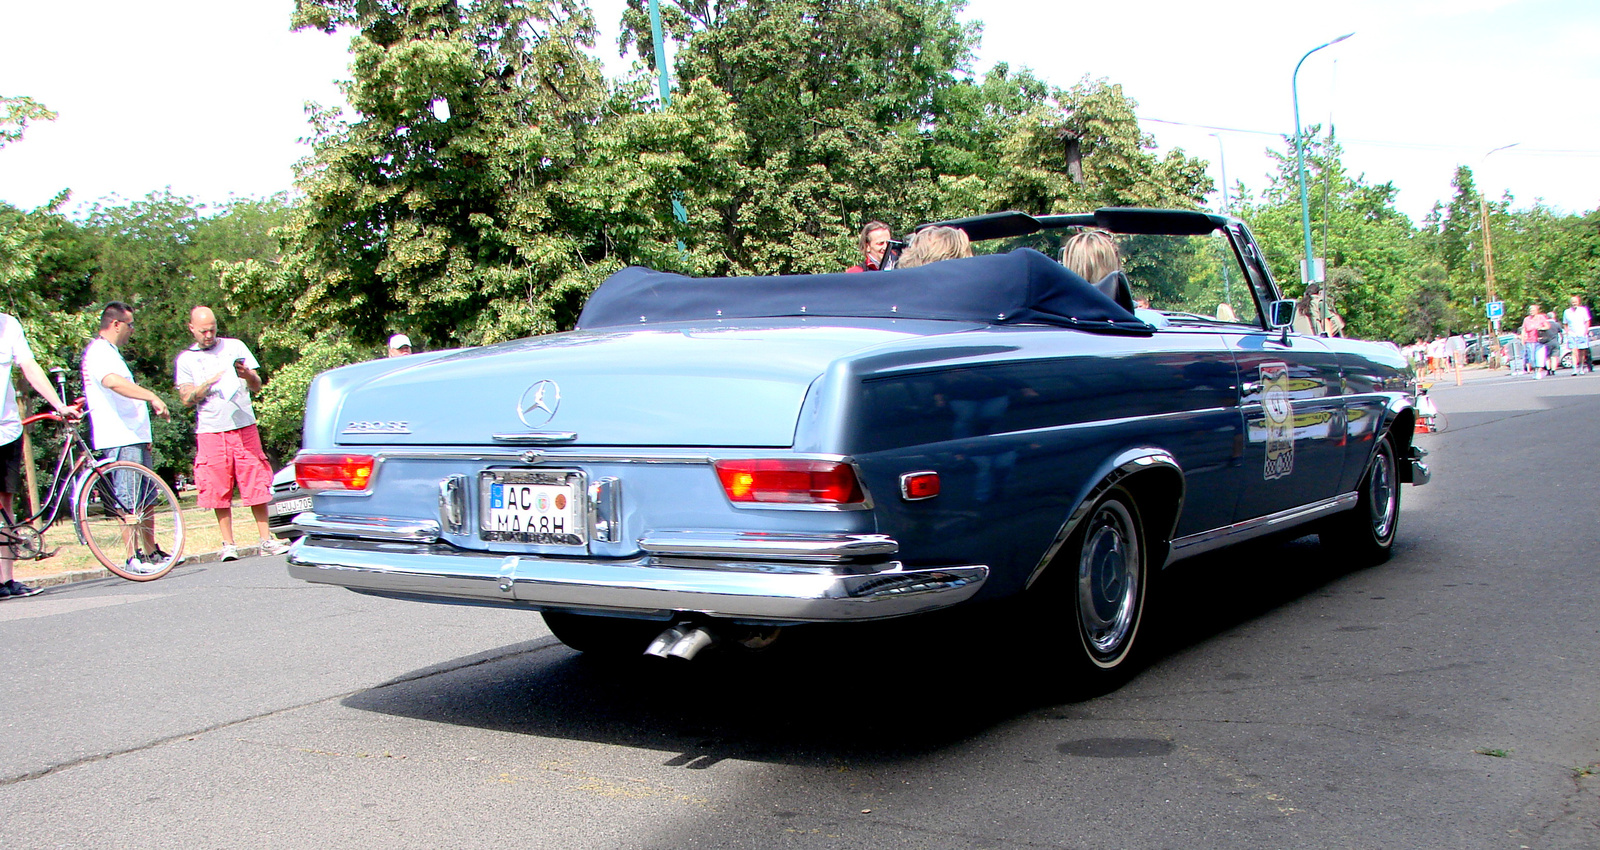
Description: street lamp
1293,32,1353,325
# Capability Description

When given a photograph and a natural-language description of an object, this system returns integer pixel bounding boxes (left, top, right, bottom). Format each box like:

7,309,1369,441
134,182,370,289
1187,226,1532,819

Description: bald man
175,306,286,560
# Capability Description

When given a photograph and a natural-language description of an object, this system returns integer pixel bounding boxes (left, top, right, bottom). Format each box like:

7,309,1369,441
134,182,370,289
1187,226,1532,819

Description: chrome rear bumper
287,535,989,624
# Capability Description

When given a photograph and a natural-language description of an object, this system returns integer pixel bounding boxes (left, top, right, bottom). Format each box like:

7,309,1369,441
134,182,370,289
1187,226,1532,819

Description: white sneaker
219,543,239,561
258,538,290,556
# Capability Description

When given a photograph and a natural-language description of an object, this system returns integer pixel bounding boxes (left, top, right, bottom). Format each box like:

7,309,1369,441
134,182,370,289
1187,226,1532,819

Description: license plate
270,496,313,517
480,469,585,545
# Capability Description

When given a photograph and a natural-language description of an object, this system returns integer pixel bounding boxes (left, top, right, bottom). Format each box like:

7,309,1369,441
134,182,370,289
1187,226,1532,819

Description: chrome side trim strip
638,531,898,562
1164,492,1359,565
287,537,987,623
296,513,442,543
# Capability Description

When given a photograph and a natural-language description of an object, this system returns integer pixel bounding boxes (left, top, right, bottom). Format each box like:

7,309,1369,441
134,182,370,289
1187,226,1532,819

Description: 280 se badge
341,420,411,434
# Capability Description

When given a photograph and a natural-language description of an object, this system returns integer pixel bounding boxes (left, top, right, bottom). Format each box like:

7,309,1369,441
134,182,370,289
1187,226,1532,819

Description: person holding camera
175,305,286,560
846,221,898,272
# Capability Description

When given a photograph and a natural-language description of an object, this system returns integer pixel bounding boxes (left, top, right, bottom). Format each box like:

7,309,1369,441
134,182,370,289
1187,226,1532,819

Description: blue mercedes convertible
285,207,1429,683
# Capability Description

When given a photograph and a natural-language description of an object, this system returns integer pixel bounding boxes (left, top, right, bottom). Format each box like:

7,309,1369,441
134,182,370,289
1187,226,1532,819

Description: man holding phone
175,305,287,560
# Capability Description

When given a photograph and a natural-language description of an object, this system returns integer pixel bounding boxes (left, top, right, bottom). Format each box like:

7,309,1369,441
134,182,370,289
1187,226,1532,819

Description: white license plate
480,470,585,545
270,496,313,517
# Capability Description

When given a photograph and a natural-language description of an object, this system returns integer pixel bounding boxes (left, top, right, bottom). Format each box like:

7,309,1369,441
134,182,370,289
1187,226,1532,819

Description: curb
25,543,285,590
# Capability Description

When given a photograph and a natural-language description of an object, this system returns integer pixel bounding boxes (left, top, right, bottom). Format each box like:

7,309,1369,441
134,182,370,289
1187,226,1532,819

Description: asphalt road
1,371,1597,849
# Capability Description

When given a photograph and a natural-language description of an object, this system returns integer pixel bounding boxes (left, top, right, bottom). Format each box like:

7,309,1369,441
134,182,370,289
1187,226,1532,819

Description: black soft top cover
577,248,1153,334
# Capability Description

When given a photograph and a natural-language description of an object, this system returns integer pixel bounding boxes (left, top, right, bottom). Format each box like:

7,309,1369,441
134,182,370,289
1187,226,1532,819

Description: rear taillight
714,459,865,505
296,454,376,491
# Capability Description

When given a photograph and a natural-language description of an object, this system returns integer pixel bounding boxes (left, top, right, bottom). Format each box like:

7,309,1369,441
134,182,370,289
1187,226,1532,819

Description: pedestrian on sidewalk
82,302,173,576
1564,296,1591,374
1,312,81,599
174,306,287,561
1521,304,1549,379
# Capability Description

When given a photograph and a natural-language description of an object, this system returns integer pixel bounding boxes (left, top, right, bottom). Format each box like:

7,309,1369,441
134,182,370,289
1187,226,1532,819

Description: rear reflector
296,454,377,491
714,459,865,505
900,471,941,500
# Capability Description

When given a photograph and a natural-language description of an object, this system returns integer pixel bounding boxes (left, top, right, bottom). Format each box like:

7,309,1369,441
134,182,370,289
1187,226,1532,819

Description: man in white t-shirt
81,302,172,574
1,312,80,599
175,306,286,560
1564,295,1592,375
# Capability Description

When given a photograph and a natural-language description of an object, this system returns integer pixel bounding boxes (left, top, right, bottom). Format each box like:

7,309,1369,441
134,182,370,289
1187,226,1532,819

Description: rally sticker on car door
1261,362,1294,479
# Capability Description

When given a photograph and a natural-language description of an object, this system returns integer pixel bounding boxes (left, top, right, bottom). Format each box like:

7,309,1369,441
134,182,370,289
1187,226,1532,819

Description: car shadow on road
340,533,1382,767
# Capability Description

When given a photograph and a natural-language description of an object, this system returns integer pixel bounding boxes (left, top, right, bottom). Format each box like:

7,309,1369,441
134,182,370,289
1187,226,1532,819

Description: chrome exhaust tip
643,624,717,660
644,624,690,658
665,627,716,660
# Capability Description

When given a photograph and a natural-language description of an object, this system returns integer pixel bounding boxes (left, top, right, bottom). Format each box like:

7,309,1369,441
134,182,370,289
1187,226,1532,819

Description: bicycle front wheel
74,461,185,581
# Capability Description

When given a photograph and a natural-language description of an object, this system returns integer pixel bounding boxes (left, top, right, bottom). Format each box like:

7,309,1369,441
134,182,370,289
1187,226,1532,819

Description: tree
274,0,622,348
0,95,55,149
1238,128,1424,341
619,0,980,274
984,77,1211,215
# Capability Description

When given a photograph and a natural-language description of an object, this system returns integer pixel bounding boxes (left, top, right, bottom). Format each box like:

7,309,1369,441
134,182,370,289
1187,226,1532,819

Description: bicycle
3,390,185,582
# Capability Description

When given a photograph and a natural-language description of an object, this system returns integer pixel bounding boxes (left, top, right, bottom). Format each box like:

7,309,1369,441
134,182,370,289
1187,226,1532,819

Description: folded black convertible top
577,248,1153,333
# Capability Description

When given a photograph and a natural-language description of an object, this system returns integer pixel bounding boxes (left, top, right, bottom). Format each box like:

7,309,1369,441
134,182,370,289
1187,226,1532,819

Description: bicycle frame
10,411,121,551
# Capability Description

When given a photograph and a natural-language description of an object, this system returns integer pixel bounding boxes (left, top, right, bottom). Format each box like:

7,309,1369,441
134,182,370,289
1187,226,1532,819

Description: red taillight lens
296,454,376,491
714,459,865,505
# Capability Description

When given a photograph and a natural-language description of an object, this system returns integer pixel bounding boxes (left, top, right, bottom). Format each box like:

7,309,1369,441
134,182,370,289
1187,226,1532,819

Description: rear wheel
75,461,185,581
1320,435,1399,565
543,611,663,657
1031,486,1150,689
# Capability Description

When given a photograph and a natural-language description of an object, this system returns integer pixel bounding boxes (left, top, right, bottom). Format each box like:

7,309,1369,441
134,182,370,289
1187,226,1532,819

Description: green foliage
252,330,368,463
985,77,1210,216
1239,129,1428,341
277,0,622,349
0,95,56,149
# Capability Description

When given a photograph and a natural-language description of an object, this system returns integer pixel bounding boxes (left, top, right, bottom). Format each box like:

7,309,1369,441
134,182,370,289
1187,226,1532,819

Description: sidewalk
13,541,287,590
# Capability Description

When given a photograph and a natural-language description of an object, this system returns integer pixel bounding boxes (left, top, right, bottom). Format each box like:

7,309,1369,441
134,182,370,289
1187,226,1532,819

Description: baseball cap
389,334,412,349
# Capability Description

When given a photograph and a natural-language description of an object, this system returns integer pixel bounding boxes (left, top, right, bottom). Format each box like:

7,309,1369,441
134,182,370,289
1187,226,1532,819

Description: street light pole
1293,32,1353,322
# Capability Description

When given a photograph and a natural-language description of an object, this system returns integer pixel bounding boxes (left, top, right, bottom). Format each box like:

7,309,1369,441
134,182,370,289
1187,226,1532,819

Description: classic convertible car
286,208,1428,682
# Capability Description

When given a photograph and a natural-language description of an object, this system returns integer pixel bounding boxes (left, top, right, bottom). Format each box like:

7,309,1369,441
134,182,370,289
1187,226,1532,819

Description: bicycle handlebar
21,397,87,427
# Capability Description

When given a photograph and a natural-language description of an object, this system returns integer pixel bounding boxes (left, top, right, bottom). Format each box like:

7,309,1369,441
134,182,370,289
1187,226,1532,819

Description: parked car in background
267,466,309,540
284,207,1429,687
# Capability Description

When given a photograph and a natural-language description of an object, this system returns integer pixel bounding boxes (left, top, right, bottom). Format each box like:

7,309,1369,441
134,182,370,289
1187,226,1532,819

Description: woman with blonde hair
897,226,973,268
1061,229,1121,283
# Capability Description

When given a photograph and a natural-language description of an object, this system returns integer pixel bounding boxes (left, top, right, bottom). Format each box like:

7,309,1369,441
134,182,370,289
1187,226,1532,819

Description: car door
1225,328,1347,522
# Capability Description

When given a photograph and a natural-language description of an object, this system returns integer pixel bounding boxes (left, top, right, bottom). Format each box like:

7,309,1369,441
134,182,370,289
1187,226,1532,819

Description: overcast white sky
2,0,1596,223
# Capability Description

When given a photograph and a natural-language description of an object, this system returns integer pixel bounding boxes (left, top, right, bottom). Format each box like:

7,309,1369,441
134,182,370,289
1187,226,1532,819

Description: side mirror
1267,299,1297,330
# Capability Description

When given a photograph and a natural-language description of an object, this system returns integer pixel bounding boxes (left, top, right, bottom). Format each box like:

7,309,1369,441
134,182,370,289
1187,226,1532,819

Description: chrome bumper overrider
1405,446,1431,485
287,536,989,624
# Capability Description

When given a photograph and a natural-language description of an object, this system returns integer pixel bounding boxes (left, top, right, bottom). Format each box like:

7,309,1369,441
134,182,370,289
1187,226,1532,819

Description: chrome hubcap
1077,500,1140,659
1369,445,1396,540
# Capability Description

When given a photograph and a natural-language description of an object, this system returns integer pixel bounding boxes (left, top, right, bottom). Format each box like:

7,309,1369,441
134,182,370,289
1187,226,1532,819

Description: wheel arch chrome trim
1024,448,1184,591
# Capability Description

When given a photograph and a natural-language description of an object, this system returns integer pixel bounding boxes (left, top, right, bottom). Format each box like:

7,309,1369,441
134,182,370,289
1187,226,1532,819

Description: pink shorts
194,424,274,509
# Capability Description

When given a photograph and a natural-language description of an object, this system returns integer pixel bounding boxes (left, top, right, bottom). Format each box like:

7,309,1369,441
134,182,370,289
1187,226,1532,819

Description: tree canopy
3,0,1598,473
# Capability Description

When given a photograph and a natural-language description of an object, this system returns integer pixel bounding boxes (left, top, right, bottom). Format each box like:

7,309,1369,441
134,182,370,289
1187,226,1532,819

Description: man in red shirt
1520,303,1550,379
846,221,893,273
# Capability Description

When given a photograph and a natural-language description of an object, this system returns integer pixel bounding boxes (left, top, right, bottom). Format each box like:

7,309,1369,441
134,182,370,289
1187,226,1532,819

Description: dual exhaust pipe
644,624,716,660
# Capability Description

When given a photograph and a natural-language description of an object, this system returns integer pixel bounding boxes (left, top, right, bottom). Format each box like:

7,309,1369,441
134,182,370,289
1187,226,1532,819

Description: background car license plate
270,496,312,517
480,469,585,545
